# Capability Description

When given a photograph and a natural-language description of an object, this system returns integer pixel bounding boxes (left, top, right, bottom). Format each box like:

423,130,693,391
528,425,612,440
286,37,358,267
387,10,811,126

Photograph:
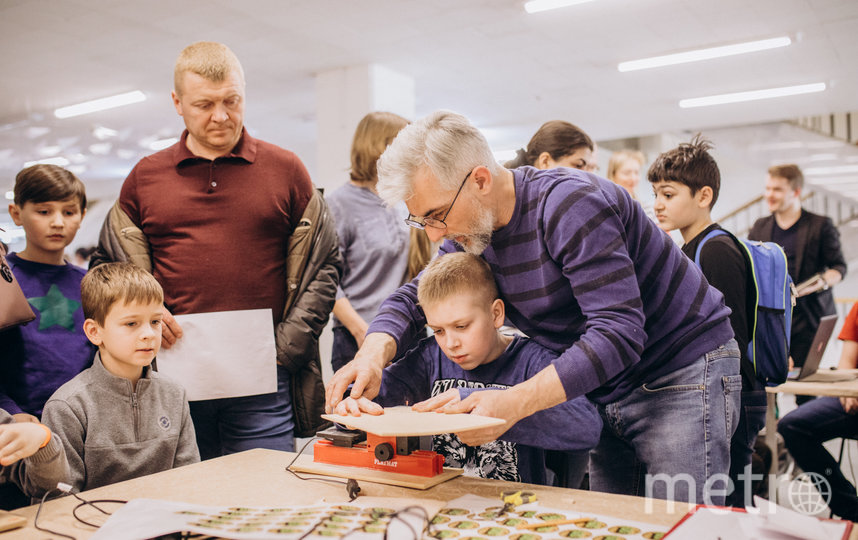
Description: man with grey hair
93,41,341,459
327,110,741,505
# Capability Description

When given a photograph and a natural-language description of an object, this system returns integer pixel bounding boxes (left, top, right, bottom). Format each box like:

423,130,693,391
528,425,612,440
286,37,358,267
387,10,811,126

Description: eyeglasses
405,169,473,230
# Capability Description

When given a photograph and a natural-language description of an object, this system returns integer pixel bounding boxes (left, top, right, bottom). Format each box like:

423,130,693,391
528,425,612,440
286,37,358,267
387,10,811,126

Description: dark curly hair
646,134,720,208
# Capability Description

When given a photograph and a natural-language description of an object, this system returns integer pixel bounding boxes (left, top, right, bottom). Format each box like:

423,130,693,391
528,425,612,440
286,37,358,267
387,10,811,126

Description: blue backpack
694,229,796,385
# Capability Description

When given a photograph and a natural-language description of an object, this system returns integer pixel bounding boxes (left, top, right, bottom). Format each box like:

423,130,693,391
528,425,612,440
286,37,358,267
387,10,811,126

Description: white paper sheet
664,498,850,540
156,309,277,401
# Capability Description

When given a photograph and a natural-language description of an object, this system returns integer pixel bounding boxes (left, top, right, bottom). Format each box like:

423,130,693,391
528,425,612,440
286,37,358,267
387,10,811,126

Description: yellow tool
499,490,537,515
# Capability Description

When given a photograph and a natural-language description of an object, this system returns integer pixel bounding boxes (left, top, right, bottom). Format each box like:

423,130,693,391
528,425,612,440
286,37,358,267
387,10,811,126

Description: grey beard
455,206,494,255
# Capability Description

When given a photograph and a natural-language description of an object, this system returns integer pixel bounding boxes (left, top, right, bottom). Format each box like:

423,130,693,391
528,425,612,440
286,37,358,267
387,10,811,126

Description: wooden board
0,511,26,533
322,405,505,436
289,454,464,490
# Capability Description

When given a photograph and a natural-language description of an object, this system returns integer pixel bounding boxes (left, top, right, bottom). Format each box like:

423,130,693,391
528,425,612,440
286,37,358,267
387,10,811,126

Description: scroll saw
291,406,506,489
313,426,443,477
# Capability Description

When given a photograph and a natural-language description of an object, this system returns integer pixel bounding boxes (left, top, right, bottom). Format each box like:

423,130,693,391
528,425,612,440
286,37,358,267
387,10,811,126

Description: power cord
383,505,434,540
34,487,76,540
284,436,362,501
33,482,127,539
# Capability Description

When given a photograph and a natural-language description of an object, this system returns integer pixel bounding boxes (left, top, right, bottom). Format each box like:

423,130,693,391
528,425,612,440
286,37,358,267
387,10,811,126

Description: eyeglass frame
404,168,475,230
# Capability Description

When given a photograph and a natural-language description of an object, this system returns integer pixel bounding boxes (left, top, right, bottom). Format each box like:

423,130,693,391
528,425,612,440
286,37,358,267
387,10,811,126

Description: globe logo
787,472,832,515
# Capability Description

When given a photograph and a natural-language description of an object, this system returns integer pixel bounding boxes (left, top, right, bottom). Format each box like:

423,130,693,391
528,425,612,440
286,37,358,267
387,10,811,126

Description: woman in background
326,112,433,373
606,149,646,200
505,120,594,172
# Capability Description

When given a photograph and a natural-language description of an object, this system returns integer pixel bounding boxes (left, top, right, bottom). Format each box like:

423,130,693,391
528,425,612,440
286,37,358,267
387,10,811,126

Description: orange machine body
313,432,444,477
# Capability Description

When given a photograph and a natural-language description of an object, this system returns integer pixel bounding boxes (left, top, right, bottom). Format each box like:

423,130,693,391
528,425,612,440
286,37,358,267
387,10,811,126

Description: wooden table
764,375,858,477
3,448,691,539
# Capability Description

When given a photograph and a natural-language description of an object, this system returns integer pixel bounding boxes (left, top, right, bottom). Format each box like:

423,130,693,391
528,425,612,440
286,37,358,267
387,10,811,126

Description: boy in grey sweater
1,408,68,501
42,263,199,492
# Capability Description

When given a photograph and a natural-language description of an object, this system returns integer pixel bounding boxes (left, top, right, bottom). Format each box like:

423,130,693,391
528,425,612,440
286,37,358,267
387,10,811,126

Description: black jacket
749,210,846,362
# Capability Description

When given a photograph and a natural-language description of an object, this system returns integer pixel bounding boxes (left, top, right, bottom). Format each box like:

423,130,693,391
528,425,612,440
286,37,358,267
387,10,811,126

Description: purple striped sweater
368,166,733,404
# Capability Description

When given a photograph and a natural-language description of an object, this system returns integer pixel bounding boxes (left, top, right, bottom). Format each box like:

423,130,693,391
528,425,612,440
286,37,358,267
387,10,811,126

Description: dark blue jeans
189,363,294,460
331,326,359,374
778,396,858,521
725,380,768,507
590,340,741,505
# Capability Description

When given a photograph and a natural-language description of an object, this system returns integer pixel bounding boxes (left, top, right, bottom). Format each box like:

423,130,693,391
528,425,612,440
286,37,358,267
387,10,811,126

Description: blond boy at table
334,252,601,485
42,263,199,492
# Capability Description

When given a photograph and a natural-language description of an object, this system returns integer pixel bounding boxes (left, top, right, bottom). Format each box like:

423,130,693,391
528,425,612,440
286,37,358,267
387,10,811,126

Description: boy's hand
159,306,183,349
412,389,461,412
0,422,50,465
841,397,858,414
12,413,39,424
333,397,384,417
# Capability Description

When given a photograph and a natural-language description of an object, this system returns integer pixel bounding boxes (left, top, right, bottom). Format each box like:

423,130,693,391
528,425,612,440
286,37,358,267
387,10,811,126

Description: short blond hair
82,263,164,326
606,149,645,182
417,252,499,309
174,41,245,95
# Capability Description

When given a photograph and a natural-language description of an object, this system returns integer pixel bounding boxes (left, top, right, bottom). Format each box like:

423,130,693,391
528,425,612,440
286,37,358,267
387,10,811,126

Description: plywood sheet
322,405,505,436
289,454,463,490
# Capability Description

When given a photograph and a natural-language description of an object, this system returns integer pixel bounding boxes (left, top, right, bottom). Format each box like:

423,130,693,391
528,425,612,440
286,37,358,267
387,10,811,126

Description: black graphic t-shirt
375,335,602,484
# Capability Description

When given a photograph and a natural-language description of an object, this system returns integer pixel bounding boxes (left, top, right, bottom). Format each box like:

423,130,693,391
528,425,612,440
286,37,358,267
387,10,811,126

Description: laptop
787,314,857,382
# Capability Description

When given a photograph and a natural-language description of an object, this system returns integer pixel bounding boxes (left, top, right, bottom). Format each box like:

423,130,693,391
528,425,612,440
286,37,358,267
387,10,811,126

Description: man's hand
442,389,528,446
841,397,858,414
333,396,384,417
0,422,50,465
325,333,397,413
11,413,39,424
442,365,568,446
159,305,183,349
412,389,461,412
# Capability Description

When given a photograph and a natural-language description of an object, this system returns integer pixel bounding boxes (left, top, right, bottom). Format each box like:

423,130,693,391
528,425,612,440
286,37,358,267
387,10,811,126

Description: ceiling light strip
524,0,595,14
679,82,826,109
54,90,146,119
619,37,791,72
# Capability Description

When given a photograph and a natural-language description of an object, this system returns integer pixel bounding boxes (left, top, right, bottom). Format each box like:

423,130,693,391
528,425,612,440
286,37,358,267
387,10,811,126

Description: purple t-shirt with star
0,253,94,417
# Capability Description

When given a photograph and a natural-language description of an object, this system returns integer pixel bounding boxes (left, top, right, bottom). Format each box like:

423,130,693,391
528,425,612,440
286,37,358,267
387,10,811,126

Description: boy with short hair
41,263,199,492
0,164,95,421
1,408,68,501
648,135,763,507
334,252,601,485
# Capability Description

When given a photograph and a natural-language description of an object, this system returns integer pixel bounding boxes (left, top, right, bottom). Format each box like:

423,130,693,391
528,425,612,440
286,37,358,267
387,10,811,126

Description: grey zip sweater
0,409,68,498
41,353,199,492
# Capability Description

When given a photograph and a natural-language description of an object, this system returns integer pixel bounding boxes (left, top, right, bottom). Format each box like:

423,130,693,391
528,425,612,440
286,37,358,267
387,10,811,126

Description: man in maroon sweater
93,42,337,459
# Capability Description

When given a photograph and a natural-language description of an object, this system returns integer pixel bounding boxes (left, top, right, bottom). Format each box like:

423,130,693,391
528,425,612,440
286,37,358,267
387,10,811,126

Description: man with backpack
749,165,846,405
649,135,793,507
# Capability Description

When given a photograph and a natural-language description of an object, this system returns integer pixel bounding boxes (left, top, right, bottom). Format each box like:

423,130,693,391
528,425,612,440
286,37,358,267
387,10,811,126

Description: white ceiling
1,0,857,208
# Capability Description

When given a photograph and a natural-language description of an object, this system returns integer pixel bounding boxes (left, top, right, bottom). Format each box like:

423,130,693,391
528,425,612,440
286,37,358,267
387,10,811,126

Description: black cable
284,436,361,501
384,505,433,540
33,488,76,540
284,438,433,538
70,497,126,528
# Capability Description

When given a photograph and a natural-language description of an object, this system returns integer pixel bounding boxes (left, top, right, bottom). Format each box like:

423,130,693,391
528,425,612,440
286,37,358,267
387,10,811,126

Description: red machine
313,427,444,477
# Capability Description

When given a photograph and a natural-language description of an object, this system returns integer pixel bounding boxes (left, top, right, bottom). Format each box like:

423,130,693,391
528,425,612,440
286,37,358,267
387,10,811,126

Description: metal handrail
720,191,858,238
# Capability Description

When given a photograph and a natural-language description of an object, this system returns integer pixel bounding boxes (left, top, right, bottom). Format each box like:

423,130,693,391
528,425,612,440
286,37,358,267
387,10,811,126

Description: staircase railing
720,189,858,238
